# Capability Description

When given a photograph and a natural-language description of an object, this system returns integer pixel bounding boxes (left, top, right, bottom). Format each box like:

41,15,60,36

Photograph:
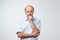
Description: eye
30,11,32,12
27,11,29,12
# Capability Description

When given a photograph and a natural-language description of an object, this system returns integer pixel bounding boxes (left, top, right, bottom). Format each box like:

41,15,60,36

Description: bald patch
25,5,34,11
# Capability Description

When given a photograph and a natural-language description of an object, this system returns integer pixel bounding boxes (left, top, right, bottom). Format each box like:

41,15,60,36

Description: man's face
25,7,34,17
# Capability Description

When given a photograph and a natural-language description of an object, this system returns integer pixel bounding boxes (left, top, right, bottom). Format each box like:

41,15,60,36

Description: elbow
38,31,40,34
36,31,40,36
36,31,40,34
38,31,40,35
33,31,40,37
38,31,40,36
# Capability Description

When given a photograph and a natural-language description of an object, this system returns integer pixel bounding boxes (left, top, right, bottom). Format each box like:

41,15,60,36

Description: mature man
16,5,41,40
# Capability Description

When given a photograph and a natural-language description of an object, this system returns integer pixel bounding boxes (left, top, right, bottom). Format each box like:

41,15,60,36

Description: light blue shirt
16,17,41,40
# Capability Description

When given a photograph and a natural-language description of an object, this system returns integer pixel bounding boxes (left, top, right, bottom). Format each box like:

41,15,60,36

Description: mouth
29,14,32,16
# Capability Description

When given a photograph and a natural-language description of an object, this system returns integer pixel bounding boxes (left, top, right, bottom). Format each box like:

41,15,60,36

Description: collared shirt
16,16,41,40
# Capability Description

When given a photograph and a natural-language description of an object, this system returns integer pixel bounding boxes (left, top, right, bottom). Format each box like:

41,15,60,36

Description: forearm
17,32,38,38
29,21,40,32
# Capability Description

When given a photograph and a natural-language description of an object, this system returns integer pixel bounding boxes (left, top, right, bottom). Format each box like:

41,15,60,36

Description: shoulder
33,17,41,24
34,17,41,21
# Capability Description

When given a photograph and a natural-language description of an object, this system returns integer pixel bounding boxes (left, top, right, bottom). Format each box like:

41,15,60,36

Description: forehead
26,7,33,11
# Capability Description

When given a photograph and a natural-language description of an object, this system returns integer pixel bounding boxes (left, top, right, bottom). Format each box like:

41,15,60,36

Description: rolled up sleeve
16,21,25,34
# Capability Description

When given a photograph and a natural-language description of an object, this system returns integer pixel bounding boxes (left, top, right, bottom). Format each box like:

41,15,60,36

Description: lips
29,14,32,16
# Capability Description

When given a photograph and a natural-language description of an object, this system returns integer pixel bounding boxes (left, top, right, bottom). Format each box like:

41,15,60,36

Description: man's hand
28,16,33,21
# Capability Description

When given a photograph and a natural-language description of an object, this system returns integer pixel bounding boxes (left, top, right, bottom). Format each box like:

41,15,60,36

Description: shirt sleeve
16,20,25,34
36,20,41,31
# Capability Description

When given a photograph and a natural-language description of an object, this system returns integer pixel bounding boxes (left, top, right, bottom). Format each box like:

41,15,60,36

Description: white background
0,0,60,40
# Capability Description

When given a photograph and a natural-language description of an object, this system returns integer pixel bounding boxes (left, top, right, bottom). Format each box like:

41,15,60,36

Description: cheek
30,12,33,15
26,13,30,16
